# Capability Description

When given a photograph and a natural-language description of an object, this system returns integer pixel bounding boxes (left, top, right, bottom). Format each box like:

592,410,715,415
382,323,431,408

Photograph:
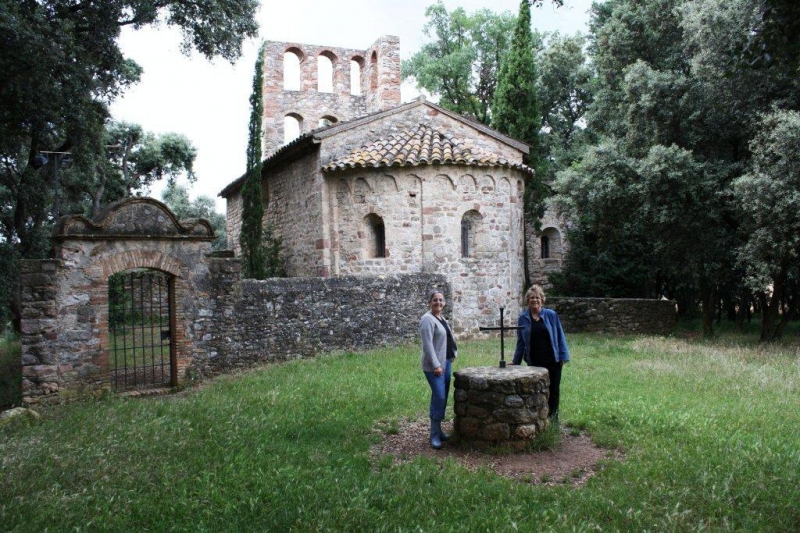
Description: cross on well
479,307,523,368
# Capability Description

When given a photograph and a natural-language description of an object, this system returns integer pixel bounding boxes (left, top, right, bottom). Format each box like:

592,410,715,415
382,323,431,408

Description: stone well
453,366,550,450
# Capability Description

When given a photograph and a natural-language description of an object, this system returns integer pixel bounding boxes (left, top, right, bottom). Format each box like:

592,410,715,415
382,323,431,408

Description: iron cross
479,307,523,368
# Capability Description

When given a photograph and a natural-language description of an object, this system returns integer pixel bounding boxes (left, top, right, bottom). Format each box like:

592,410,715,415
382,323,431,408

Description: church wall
325,164,527,335
225,193,243,255
416,167,527,335
263,151,327,277
326,170,424,276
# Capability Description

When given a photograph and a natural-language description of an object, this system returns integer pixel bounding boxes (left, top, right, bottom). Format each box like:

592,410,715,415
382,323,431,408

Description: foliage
161,182,227,251
538,32,596,184
734,109,800,341
0,0,257,332
554,0,800,339
0,334,21,409
1,334,799,530
492,0,542,153
402,2,517,124
240,45,267,279
741,0,800,74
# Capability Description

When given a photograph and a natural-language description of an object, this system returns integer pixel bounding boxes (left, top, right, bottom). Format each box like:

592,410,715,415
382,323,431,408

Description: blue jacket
512,308,570,365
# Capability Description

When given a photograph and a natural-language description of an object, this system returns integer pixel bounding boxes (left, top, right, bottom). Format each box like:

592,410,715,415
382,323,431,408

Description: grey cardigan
419,311,456,371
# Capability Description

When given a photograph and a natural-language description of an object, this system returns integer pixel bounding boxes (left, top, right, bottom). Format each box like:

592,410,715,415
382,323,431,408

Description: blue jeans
423,359,452,421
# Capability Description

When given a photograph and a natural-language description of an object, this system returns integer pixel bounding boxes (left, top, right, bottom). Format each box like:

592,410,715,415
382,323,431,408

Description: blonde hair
524,284,546,303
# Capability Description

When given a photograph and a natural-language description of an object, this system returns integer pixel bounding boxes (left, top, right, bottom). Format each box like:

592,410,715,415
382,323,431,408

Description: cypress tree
492,0,541,153
492,0,547,288
240,44,267,279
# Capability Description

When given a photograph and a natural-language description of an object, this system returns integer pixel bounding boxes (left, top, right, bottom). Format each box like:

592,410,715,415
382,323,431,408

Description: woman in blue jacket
420,289,457,449
512,284,570,421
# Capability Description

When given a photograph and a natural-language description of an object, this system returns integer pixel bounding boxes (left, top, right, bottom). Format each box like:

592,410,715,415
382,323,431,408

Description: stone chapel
219,36,558,334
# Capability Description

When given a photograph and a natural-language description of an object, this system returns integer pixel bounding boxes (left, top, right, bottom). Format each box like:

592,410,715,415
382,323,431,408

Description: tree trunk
699,272,715,338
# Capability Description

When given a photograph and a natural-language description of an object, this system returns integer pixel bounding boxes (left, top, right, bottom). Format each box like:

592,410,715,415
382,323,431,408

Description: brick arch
98,250,185,280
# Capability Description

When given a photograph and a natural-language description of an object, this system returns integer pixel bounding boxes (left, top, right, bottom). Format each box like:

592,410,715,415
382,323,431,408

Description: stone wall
547,297,677,335
192,273,449,376
453,366,550,450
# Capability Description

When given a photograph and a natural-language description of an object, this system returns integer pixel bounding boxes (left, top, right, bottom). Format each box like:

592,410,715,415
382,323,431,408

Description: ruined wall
548,297,677,335
261,36,400,156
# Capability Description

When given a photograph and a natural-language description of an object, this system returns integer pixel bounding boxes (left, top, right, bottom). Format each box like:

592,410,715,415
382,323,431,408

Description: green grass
1,334,799,531
0,335,22,409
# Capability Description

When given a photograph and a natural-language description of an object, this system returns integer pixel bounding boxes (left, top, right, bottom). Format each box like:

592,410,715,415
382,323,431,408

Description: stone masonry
548,297,677,335
453,366,550,450
261,36,401,157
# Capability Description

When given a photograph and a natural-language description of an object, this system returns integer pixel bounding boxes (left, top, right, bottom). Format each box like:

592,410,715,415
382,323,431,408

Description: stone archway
19,198,215,404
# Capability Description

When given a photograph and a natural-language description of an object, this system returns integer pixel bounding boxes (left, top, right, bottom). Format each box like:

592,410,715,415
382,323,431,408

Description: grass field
1,332,799,531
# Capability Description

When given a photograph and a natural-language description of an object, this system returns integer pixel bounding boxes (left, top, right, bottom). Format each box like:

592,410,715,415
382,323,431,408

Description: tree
66,121,197,218
553,0,800,336
0,0,257,248
538,32,595,183
741,0,800,74
0,0,258,331
734,109,800,341
161,182,227,251
492,0,542,152
239,45,267,279
402,2,516,124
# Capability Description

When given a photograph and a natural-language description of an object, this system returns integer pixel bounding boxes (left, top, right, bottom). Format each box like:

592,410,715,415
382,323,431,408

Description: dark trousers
529,359,562,419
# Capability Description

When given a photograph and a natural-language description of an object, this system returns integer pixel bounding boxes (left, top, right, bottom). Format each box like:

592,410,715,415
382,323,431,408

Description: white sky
111,0,595,213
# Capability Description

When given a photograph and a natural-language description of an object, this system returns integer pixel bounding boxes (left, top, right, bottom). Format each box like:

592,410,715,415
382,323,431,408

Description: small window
284,49,302,91
461,219,470,258
540,236,550,259
318,115,338,128
369,51,378,92
540,227,562,260
461,210,481,258
364,213,385,259
284,114,302,145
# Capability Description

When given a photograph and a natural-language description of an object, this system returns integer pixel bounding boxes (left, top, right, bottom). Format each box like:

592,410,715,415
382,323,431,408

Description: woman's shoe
430,419,443,449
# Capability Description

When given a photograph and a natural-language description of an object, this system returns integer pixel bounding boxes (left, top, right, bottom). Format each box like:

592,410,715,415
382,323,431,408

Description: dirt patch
372,418,623,486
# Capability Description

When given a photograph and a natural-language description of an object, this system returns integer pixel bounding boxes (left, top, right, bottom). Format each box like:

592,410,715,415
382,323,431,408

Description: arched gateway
19,198,216,401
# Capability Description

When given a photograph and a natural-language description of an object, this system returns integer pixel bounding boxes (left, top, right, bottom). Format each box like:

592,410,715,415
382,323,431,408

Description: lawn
1,332,799,531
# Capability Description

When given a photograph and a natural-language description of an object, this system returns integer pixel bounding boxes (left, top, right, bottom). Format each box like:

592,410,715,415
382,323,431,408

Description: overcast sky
110,0,595,212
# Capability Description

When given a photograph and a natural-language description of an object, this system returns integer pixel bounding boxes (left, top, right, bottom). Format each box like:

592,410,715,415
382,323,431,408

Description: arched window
284,113,302,145
317,53,334,93
364,213,385,259
283,49,302,91
540,227,562,260
318,115,338,128
461,219,470,258
350,57,363,95
369,51,378,92
461,210,481,258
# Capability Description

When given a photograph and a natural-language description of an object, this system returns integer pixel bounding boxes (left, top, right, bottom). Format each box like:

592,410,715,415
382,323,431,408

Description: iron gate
108,269,174,392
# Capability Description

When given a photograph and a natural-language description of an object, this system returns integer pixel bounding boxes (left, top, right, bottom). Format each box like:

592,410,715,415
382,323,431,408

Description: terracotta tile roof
322,123,534,176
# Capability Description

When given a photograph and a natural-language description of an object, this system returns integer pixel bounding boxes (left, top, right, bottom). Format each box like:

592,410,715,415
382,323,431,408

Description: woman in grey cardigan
420,289,457,449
